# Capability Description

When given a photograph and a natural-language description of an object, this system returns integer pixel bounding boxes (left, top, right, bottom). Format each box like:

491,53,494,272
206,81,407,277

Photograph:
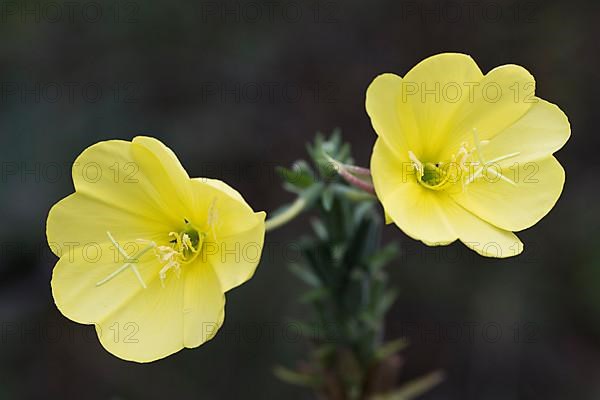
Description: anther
408,151,424,177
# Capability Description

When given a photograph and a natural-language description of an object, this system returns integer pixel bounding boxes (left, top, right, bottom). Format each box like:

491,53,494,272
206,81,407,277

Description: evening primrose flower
47,136,265,362
367,53,570,257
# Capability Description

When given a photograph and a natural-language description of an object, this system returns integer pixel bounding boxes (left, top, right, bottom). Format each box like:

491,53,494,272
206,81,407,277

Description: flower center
96,199,219,289
170,223,203,262
408,151,454,191
408,129,521,191
151,222,205,285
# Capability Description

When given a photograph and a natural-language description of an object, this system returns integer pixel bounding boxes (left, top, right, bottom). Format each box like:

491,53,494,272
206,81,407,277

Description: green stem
265,196,307,232
323,151,375,194
330,184,376,202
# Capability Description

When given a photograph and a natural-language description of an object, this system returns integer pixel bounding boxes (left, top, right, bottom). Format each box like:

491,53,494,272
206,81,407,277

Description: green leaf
337,142,352,163
310,218,329,241
285,319,323,340
305,132,324,161
276,159,317,193
273,366,321,388
301,243,334,288
341,217,374,272
299,182,325,205
313,343,337,361
368,243,400,274
376,289,398,316
299,287,329,304
330,183,376,202
288,263,321,287
374,338,409,361
357,309,380,331
307,129,356,180
321,186,334,211
370,371,445,400
353,201,376,225
275,129,416,397
330,127,342,146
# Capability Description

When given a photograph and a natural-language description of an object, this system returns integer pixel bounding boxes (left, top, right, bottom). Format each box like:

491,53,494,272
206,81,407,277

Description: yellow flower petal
69,139,180,226
371,139,456,245
190,178,266,292
51,242,161,324
451,156,565,232
131,136,194,219
47,193,171,255
51,203,229,362
48,136,265,361
48,137,193,253
182,263,226,349
205,214,266,292
366,73,419,159
132,136,190,184
201,177,246,202
402,53,483,159
367,53,568,257
441,197,523,258
189,178,263,237
478,98,570,164
384,211,393,225
372,136,522,255
95,262,225,362
95,275,185,362
442,64,536,160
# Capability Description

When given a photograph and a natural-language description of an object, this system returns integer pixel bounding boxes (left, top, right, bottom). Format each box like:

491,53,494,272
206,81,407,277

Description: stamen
485,152,521,165
169,231,182,246
98,216,211,289
159,260,179,286
408,151,424,177
464,167,483,185
182,233,199,254
484,167,517,186
462,129,521,187
406,128,522,191
465,162,519,187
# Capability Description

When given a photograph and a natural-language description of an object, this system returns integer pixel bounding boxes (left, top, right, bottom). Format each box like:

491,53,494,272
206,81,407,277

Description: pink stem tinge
338,167,375,194
344,165,372,177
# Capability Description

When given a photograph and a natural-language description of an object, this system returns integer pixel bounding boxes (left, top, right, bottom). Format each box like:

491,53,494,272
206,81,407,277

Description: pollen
408,128,521,191
96,217,211,289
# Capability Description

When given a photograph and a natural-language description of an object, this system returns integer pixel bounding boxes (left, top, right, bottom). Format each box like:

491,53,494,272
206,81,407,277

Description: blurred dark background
0,0,597,398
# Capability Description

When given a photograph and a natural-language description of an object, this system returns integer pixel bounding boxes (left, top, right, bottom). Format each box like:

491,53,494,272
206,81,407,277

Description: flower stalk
265,195,307,232
272,131,442,399
324,151,375,195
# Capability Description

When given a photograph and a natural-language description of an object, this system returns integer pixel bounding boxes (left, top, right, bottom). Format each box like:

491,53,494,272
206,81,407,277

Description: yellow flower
47,136,266,362
367,53,570,257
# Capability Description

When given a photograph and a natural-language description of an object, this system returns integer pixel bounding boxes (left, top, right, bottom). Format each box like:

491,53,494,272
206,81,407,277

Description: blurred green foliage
274,132,441,399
